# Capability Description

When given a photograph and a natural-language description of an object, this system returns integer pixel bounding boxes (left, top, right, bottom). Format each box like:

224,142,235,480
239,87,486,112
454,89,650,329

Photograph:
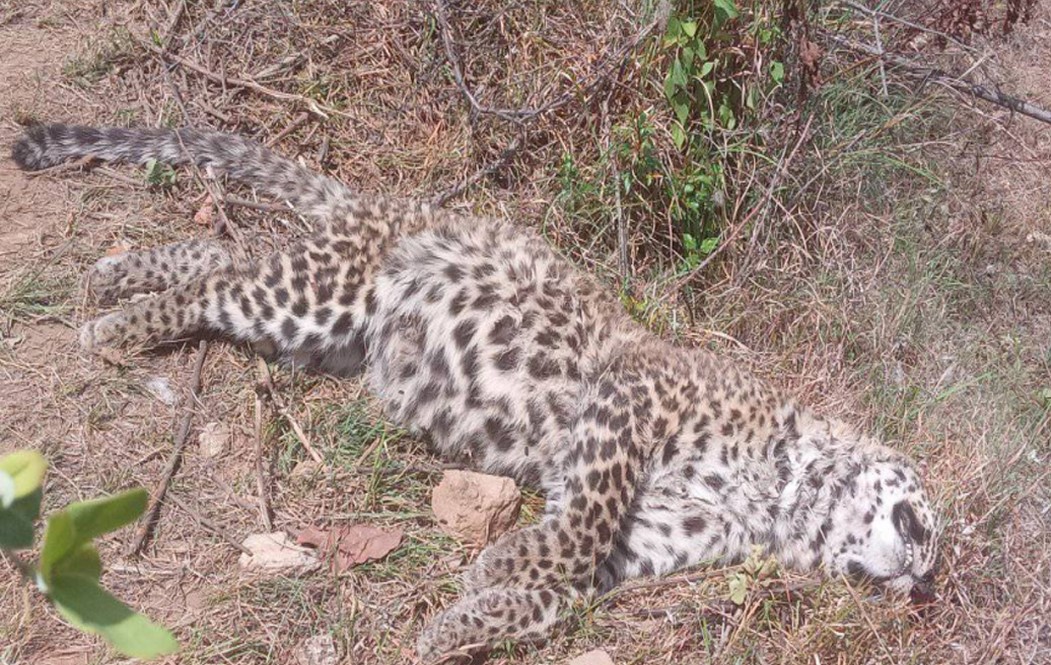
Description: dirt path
0,18,83,441
0,20,79,257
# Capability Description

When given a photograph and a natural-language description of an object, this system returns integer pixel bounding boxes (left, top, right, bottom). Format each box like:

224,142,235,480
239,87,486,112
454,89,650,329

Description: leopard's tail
11,124,353,222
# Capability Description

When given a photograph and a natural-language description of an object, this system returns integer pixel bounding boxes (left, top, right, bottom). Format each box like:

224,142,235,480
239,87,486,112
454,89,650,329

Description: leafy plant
144,159,177,188
727,544,779,605
0,450,178,659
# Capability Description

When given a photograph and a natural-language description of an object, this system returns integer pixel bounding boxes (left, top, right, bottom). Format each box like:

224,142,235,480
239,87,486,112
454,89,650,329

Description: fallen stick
829,34,1051,125
254,358,325,464
253,359,275,531
127,340,209,557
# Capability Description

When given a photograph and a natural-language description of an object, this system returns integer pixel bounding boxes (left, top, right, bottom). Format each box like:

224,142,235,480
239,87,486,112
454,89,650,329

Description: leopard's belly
363,221,617,487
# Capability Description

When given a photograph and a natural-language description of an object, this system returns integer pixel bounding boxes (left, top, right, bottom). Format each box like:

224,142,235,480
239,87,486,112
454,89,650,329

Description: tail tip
11,125,52,171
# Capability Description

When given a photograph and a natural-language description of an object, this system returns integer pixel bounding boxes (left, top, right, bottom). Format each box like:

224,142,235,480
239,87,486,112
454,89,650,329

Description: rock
431,470,521,546
567,649,615,665
293,634,338,665
198,421,230,458
238,532,319,575
144,376,177,406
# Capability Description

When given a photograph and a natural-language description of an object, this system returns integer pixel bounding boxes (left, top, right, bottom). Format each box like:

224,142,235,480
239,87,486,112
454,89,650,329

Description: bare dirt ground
1,1,1049,664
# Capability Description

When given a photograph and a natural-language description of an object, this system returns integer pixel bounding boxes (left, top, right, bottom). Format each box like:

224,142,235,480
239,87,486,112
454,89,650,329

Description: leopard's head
824,455,940,604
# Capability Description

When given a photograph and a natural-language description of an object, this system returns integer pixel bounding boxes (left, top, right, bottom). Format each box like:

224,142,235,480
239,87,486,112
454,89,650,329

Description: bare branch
828,34,1051,125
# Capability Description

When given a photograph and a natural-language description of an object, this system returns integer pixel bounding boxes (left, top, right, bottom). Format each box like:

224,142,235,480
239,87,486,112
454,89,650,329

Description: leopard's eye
891,500,929,546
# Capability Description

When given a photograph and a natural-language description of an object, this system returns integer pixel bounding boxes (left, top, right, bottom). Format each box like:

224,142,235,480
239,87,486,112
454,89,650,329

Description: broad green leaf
49,574,178,659
666,15,681,39
683,233,699,251
670,124,686,150
0,450,47,507
770,60,785,84
681,20,698,38
66,488,148,542
60,542,103,581
714,0,739,24
682,45,695,68
40,511,76,580
663,72,678,101
700,236,719,255
0,501,35,549
40,489,146,579
700,60,715,78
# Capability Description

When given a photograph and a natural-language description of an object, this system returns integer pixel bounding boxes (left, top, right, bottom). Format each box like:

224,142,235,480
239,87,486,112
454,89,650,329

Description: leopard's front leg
418,374,645,659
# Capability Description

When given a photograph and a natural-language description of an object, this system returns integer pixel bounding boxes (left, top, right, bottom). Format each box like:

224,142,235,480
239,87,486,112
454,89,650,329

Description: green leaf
66,488,148,542
681,20,698,38
770,60,784,84
670,123,686,150
144,160,176,188
700,236,719,255
700,60,715,78
683,233,699,251
40,511,76,579
663,72,678,101
0,498,37,549
681,45,695,68
61,542,103,581
0,450,47,507
714,0,739,24
49,574,178,659
728,572,749,605
665,15,681,41
40,489,147,579
672,98,690,124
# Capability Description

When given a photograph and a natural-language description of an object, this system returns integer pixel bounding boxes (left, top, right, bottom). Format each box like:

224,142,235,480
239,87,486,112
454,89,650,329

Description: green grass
0,270,76,322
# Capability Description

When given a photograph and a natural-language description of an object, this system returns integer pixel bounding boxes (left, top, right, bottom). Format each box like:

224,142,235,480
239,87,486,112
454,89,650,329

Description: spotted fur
12,124,941,661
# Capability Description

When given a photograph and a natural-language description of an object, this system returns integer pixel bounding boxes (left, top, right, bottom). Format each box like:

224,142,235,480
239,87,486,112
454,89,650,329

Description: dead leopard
12,124,941,661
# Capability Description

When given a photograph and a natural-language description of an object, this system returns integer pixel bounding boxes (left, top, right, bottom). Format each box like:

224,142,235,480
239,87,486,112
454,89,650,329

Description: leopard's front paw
84,253,134,306
416,597,492,663
79,311,128,352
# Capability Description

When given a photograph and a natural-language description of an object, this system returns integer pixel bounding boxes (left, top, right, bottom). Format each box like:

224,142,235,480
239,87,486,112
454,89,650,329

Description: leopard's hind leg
85,239,233,305
79,226,376,375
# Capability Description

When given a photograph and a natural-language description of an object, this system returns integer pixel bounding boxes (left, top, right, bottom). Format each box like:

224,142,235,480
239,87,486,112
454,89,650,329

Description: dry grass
1,0,1049,664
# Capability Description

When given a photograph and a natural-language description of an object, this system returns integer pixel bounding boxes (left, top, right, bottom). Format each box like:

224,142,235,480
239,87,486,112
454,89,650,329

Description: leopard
12,123,941,661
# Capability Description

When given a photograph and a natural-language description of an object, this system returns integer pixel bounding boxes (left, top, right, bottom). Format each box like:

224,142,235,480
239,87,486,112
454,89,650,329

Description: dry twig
168,493,251,555
127,340,209,557
828,34,1051,125
432,135,524,207
136,38,344,120
255,358,324,464
252,359,275,531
